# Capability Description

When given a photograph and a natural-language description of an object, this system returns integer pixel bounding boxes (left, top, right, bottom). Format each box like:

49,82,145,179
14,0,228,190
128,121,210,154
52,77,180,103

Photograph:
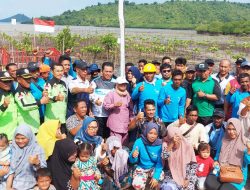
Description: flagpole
118,0,125,77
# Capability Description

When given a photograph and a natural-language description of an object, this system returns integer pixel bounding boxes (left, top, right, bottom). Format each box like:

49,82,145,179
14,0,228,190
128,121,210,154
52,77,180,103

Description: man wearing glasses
156,63,172,88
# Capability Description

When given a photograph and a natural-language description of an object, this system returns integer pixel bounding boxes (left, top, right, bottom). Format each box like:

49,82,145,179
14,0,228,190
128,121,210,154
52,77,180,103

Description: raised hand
132,146,139,158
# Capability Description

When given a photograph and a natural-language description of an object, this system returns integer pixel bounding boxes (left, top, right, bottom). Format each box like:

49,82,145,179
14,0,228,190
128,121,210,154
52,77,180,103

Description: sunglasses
162,70,171,73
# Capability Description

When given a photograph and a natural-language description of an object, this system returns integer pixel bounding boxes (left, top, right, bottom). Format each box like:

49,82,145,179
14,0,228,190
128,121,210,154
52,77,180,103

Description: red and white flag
33,18,55,33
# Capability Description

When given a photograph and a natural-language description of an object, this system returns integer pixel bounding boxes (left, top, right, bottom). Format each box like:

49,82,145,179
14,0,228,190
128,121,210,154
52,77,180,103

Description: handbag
219,165,243,184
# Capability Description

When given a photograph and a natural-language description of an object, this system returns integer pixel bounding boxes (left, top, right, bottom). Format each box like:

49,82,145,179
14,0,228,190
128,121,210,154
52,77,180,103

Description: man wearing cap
131,63,162,116
152,60,162,79
158,70,186,126
0,71,18,139
182,64,196,108
211,59,234,109
192,62,221,126
60,55,73,88
89,62,116,138
88,63,101,82
15,68,48,132
44,63,67,132
241,60,250,75
67,60,93,118
28,62,47,123
205,109,227,158
103,76,134,145
205,59,215,75
39,64,50,81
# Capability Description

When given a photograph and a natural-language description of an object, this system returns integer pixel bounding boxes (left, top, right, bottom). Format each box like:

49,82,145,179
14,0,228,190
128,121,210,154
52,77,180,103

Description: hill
0,14,31,23
40,1,250,34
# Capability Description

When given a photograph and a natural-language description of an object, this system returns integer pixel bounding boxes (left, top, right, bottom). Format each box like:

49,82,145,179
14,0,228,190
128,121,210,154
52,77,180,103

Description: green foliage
100,34,118,59
83,44,104,61
55,27,77,52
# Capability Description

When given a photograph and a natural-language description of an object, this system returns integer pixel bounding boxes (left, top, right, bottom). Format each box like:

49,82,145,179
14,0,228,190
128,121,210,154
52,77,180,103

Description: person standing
155,63,172,88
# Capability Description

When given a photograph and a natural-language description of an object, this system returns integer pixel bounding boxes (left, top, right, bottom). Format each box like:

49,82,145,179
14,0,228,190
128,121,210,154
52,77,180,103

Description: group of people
0,49,250,190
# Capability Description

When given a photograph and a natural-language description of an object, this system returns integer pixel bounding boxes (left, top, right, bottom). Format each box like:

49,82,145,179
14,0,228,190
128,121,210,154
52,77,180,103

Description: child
103,76,133,145
0,133,14,189
34,168,56,190
196,143,214,190
129,122,163,190
72,142,101,190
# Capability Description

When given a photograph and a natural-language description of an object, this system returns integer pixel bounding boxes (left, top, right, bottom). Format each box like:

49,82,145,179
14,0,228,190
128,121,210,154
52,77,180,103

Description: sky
0,0,249,19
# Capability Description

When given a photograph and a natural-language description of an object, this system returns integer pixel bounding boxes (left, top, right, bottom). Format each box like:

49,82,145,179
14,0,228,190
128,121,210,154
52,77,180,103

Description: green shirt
0,90,18,139
192,76,221,117
14,85,40,133
44,78,67,124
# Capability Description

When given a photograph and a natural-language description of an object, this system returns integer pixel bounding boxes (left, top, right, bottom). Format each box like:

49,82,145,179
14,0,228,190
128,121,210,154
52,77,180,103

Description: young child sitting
0,133,14,189
196,142,214,190
34,168,56,190
72,142,101,190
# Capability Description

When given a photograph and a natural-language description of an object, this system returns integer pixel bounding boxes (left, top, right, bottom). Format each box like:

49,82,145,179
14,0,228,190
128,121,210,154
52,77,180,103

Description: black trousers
198,116,213,126
205,174,237,190
95,116,110,139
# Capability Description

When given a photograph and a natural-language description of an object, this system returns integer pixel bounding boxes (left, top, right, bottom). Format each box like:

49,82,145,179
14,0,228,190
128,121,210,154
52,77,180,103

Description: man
0,71,18,139
156,63,172,87
162,56,171,65
205,59,215,74
15,68,48,133
60,55,73,88
205,109,226,158
138,59,147,74
238,96,250,140
128,99,164,141
175,57,187,73
241,60,250,75
125,62,134,75
233,57,246,77
39,64,50,81
152,60,162,79
6,63,18,90
68,60,93,118
226,73,250,118
158,70,186,126
131,63,162,116
88,63,101,82
167,105,208,150
192,62,221,126
66,100,89,138
44,63,68,130
42,49,53,67
182,65,196,108
89,62,116,138
212,59,234,108
28,62,46,123
64,48,76,78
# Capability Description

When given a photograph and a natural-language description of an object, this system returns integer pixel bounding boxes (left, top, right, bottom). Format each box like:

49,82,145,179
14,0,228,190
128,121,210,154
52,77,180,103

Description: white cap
116,76,128,84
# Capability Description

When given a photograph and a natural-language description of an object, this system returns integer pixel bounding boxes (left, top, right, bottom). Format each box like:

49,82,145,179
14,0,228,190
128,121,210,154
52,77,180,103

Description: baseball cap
89,63,101,73
186,65,196,72
235,57,246,65
196,62,209,71
116,77,128,84
152,60,161,65
213,109,225,118
205,59,215,66
16,68,32,79
73,60,88,71
241,61,250,67
39,64,50,73
0,71,13,81
27,62,39,72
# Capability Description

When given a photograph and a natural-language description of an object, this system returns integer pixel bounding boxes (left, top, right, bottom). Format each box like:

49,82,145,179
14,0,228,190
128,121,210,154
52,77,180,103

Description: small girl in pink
103,77,133,145
196,143,214,190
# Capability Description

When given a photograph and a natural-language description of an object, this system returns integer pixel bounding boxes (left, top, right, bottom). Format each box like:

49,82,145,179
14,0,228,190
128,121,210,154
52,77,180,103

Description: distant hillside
0,14,31,23
40,1,250,32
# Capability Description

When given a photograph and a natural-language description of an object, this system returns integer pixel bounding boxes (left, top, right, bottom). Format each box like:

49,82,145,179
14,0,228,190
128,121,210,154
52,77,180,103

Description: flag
33,18,55,33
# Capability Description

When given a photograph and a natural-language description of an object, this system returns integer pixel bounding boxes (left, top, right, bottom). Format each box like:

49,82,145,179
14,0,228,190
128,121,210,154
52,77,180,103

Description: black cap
152,60,161,65
0,71,13,81
196,62,209,71
205,59,215,66
16,68,32,79
27,62,39,72
73,60,88,71
186,65,196,72
213,109,225,118
235,57,246,65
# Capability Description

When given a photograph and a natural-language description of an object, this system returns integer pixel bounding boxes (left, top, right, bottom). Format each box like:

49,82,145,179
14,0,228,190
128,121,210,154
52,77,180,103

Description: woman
47,138,78,190
36,120,66,160
129,122,163,190
74,116,106,161
161,126,197,190
100,136,130,190
205,118,250,190
126,66,143,95
11,124,47,190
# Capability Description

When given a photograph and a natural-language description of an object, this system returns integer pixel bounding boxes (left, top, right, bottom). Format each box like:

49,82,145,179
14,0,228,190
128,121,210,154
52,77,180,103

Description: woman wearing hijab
100,136,130,190
129,122,163,190
205,118,250,190
47,138,78,190
10,124,47,190
126,66,143,95
161,126,197,190
74,116,106,161
36,120,67,160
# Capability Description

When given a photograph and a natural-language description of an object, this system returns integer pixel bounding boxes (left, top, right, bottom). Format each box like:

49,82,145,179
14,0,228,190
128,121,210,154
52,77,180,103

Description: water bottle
213,165,220,175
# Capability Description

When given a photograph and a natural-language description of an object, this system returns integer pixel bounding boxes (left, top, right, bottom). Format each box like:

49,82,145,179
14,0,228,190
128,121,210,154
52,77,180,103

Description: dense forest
37,1,250,35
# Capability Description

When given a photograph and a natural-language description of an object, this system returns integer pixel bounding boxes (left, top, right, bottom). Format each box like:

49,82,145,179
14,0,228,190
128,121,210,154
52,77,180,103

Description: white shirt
238,102,250,140
61,74,73,89
68,75,90,93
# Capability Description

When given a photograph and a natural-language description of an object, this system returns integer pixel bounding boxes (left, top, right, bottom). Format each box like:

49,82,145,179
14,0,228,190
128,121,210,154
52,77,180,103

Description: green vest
192,76,216,117
15,87,40,133
0,90,18,139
